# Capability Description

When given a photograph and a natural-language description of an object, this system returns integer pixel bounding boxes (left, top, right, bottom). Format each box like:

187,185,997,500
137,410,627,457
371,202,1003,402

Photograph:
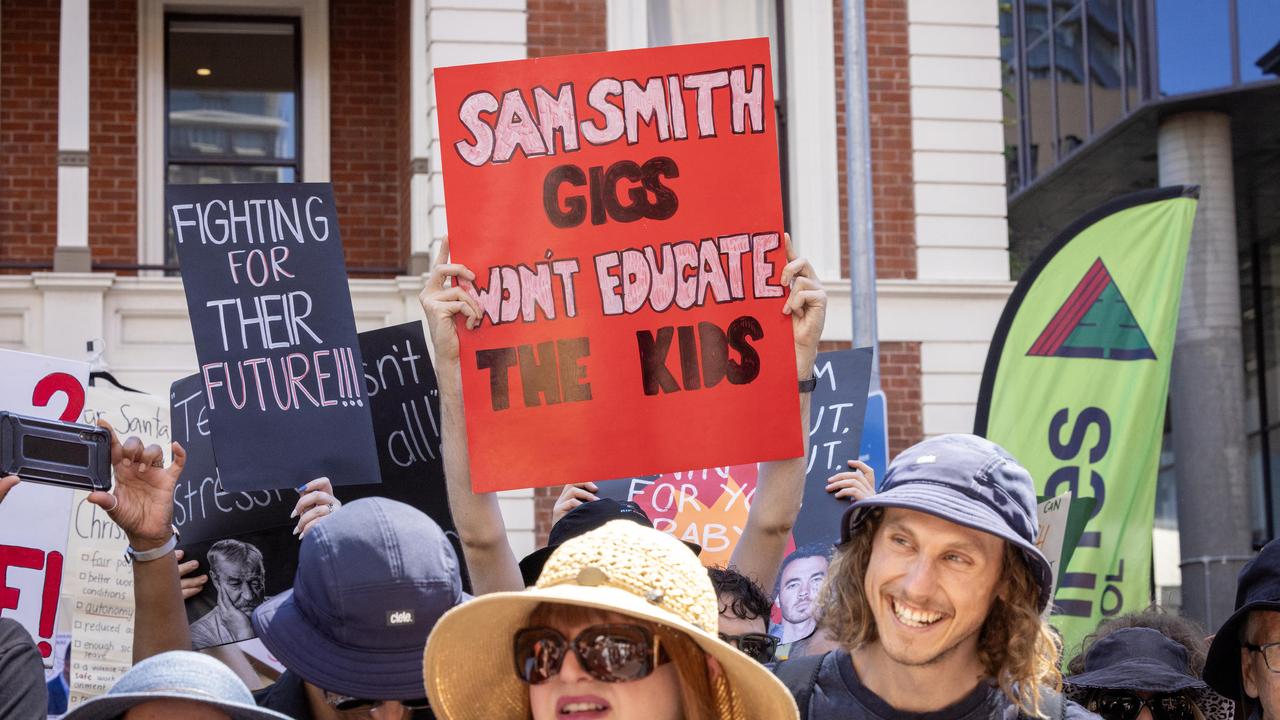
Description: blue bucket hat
252,497,471,699
840,434,1054,611
64,651,291,720
1204,538,1280,703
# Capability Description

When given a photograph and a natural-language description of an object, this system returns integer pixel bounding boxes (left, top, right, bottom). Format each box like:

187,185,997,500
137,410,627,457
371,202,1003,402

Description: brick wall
527,0,607,543
90,0,138,267
835,0,915,280
818,340,923,458
330,0,408,272
0,0,59,269
527,0,606,59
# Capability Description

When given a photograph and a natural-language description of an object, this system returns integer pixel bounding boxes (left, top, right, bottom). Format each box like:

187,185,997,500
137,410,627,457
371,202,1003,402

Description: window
1238,0,1280,84
1155,0,1232,96
164,16,301,266
645,1,786,226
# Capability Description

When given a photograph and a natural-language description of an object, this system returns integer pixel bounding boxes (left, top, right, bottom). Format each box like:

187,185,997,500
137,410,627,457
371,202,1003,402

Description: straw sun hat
422,520,799,720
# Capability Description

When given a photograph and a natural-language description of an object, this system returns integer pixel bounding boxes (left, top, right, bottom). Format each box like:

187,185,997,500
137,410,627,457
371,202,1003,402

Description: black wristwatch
799,376,817,393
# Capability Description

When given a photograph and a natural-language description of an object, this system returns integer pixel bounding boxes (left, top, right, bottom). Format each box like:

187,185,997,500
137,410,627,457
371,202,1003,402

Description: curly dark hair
1066,606,1209,676
707,566,773,630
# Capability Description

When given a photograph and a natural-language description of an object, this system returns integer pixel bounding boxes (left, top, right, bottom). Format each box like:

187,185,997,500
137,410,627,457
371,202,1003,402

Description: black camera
0,411,112,492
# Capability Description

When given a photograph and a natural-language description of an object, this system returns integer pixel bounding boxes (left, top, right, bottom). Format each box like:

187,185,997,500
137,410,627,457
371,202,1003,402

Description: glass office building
1001,0,1280,620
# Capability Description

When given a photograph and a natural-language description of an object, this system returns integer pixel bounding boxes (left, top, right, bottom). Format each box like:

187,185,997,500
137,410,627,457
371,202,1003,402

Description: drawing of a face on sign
614,464,758,567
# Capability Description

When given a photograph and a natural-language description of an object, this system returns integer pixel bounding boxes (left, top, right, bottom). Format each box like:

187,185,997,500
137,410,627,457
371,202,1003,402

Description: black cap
518,499,700,586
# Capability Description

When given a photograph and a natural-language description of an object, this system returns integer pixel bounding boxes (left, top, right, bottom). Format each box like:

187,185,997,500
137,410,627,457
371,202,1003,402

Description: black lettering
1048,407,1111,462
697,321,728,388
475,348,518,411
543,165,587,228
556,337,592,402
677,325,700,390
726,315,762,384
637,328,679,395
604,160,645,223
517,341,562,407
640,156,679,221
588,165,608,226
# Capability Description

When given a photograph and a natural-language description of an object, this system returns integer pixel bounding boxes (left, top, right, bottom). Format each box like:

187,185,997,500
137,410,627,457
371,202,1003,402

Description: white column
784,1,841,281
407,0,432,275
55,0,91,273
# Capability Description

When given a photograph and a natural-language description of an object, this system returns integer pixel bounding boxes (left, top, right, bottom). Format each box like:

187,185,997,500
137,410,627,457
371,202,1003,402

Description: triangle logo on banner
1027,258,1157,361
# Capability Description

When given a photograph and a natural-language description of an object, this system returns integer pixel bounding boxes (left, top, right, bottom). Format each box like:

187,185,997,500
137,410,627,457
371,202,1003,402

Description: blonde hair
526,603,739,720
816,509,1063,718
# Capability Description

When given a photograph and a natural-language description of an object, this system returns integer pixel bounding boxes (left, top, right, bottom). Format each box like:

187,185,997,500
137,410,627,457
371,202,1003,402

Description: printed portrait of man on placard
189,539,267,648
770,544,832,658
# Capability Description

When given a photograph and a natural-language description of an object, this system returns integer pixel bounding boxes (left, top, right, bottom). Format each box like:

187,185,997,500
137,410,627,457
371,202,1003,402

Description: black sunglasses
1087,690,1196,720
719,631,778,663
514,623,669,684
321,690,431,714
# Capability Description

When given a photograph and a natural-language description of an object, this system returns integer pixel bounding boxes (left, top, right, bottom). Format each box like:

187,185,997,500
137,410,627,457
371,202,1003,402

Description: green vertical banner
975,187,1198,658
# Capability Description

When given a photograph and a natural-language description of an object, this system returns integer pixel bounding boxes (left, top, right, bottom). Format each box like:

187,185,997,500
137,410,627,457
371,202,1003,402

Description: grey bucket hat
63,650,291,720
840,434,1055,611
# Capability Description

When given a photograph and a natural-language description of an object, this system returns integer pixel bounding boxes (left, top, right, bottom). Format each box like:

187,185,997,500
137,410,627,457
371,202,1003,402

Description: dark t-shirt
254,670,314,719
0,618,48,720
793,650,1100,720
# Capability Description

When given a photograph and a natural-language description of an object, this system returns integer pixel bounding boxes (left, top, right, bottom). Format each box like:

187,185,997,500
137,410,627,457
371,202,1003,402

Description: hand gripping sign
434,38,802,491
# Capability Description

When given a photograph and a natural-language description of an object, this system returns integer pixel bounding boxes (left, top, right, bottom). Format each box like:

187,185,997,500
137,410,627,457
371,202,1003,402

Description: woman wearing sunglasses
422,520,798,719
1065,626,1233,720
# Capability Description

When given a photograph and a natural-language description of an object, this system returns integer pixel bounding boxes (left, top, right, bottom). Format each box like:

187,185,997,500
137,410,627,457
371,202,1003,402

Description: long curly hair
816,509,1063,718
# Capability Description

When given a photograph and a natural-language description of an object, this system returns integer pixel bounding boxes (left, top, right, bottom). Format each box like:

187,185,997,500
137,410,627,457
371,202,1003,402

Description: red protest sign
435,38,801,492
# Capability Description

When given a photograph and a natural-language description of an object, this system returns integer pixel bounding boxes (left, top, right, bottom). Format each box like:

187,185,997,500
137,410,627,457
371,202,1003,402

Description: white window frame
137,0,330,267
605,0,841,281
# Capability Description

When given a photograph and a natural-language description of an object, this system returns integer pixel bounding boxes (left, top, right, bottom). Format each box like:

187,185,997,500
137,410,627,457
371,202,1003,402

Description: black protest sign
168,183,380,491
170,373,297,545
171,323,468,587
792,347,874,547
344,321,468,588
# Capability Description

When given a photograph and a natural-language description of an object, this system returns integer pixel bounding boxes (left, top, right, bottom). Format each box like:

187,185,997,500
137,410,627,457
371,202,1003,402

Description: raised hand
174,549,208,600
419,237,483,367
86,419,186,552
292,476,341,538
826,459,876,502
552,482,600,526
780,233,828,380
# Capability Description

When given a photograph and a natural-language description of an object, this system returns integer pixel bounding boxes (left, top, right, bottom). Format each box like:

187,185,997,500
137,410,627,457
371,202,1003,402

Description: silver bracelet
125,527,181,563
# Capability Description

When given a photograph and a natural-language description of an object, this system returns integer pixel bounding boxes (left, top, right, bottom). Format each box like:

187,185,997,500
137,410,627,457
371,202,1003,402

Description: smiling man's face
863,508,1006,667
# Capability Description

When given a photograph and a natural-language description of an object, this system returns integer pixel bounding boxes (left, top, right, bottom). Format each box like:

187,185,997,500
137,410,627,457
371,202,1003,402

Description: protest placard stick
421,239,523,595
728,238,826,594
84,421,191,662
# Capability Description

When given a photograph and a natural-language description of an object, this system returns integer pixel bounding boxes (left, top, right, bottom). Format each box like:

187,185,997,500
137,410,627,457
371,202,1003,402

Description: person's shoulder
254,670,313,718
0,618,37,658
1062,697,1102,720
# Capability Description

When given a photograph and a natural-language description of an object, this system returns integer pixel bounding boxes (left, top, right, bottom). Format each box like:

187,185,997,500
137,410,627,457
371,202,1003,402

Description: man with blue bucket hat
774,433,1099,719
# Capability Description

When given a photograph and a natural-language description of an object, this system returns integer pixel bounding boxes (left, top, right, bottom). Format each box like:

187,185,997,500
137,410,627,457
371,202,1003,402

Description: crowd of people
0,239,1274,720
